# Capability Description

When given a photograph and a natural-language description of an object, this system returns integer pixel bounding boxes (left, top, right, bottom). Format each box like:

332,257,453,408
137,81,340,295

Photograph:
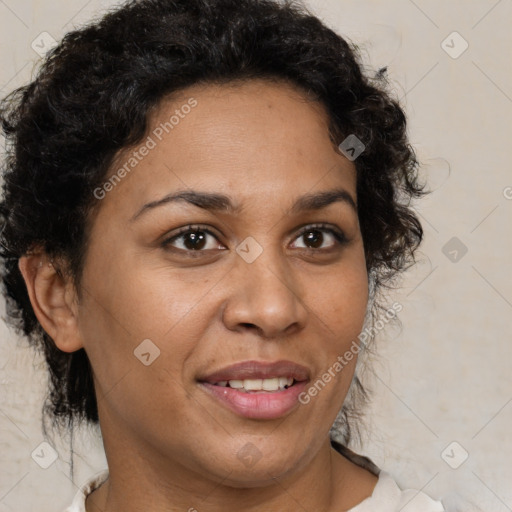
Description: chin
208,442,310,488
217,464,298,489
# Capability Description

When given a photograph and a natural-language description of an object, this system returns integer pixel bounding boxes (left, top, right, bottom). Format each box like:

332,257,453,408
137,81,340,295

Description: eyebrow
130,187,357,222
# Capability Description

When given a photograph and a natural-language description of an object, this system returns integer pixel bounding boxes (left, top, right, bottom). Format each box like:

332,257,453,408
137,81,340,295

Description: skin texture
18,79,378,511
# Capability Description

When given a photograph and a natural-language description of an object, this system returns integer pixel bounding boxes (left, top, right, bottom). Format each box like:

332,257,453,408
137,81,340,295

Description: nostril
240,322,258,329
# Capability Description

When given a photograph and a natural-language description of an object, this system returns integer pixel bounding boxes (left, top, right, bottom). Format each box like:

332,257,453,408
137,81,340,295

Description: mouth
197,360,310,419
210,376,297,393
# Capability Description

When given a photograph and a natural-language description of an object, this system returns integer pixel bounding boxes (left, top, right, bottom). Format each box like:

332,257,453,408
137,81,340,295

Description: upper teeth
215,377,294,391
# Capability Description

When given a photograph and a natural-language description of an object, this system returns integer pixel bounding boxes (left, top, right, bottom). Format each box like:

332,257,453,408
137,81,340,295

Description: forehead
97,79,356,220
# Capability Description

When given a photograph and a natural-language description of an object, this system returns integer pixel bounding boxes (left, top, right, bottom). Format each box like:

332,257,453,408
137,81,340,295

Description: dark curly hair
0,0,424,448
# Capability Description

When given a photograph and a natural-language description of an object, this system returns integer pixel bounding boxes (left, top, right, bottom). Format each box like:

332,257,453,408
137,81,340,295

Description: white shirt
62,468,445,512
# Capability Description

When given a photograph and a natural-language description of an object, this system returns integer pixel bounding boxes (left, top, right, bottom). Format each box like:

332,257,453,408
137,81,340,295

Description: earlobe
18,252,84,353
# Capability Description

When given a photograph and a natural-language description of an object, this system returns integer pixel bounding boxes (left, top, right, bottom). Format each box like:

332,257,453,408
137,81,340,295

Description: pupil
304,230,323,248
183,230,325,250
185,231,206,250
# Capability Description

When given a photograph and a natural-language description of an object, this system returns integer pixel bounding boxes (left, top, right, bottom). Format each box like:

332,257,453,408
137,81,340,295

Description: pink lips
198,360,310,420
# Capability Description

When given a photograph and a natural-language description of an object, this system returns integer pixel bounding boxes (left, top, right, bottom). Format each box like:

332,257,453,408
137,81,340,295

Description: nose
221,249,308,338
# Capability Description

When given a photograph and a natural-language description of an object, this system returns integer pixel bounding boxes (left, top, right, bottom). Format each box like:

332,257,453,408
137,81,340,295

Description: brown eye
291,224,347,250
162,226,225,252
302,229,324,249
182,231,207,250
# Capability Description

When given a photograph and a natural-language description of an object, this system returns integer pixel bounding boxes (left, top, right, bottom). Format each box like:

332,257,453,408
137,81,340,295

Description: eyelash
161,223,348,255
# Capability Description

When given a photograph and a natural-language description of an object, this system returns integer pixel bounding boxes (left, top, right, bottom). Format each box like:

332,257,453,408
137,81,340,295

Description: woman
0,0,448,510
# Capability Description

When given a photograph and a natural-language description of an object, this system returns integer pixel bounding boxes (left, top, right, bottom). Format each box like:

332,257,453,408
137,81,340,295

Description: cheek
77,271,199,434
307,261,368,343
76,256,215,402
84,251,215,339
298,264,367,420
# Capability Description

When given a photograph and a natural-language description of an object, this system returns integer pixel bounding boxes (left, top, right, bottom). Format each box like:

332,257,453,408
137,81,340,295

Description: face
51,80,368,485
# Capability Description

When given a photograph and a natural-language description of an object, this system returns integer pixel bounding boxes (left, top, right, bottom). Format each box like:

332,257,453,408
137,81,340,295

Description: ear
18,252,83,353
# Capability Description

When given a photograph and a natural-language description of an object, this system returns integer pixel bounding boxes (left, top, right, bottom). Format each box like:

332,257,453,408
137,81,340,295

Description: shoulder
349,471,445,512
62,469,109,512
330,441,445,512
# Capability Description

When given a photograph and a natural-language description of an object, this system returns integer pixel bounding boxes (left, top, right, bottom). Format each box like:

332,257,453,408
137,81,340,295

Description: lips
197,360,311,419
198,360,310,383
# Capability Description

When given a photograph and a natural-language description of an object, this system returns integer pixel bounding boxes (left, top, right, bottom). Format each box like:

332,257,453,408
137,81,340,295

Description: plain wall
0,1,510,511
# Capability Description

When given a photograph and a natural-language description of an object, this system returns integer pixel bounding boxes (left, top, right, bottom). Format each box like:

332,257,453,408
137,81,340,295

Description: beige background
0,1,511,511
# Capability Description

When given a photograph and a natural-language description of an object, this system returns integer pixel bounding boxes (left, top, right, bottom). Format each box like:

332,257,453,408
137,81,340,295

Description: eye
162,225,225,252
161,223,347,255
291,224,347,250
